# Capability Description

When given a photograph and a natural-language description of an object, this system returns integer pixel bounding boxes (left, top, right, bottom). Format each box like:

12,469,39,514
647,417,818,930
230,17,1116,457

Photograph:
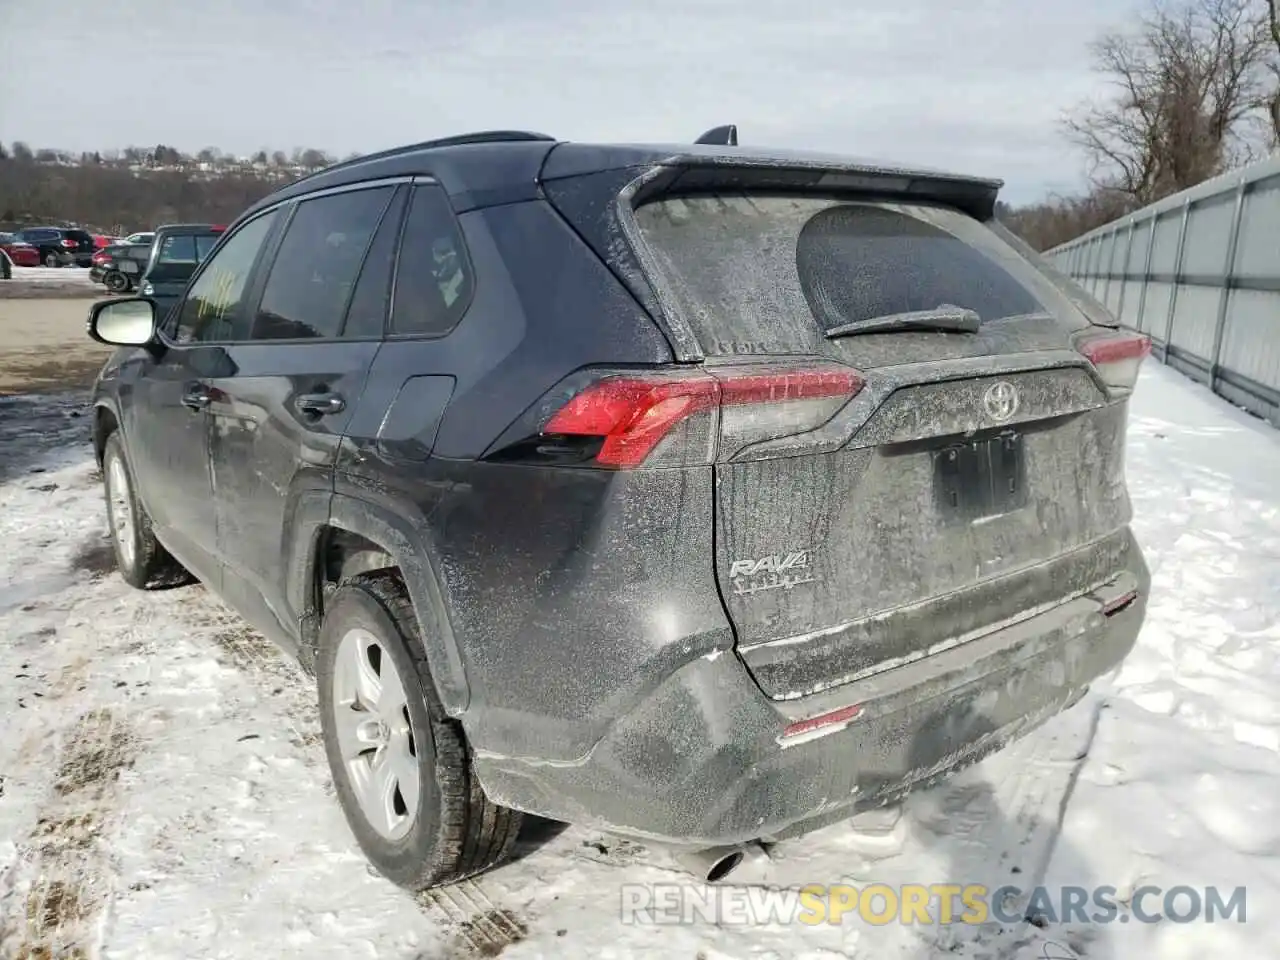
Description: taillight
61,238,76,248
1077,331,1151,392
542,362,864,468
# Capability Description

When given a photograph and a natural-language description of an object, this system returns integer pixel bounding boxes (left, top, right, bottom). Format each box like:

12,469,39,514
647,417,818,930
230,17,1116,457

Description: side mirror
87,297,157,346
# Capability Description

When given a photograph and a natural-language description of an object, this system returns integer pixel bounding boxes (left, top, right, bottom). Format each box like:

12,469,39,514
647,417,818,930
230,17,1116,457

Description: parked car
90,243,153,293
0,232,41,268
85,129,1151,892
137,224,224,318
9,226,96,267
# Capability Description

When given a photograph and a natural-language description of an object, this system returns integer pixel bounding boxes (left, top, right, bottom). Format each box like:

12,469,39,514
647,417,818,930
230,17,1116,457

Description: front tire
317,573,522,890
101,432,189,589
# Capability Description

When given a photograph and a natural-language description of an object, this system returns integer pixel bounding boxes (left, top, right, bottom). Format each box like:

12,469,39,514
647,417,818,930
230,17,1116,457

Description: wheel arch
301,493,470,717
93,403,120,465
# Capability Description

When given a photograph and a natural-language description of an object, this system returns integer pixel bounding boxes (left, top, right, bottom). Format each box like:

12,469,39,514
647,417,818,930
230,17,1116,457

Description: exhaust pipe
672,842,771,883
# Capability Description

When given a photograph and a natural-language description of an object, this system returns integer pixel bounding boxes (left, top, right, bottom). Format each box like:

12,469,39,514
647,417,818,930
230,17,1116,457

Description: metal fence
1045,154,1280,427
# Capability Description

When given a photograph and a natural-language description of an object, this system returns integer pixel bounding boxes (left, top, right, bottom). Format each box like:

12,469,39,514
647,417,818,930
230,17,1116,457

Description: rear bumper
472,532,1147,846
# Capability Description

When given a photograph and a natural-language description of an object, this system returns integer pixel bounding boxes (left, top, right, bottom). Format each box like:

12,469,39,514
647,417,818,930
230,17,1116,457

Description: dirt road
0,298,115,394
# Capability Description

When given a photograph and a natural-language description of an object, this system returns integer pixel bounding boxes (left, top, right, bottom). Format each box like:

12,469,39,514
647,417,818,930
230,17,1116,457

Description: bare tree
10,142,33,163
1267,0,1280,142
1064,0,1274,204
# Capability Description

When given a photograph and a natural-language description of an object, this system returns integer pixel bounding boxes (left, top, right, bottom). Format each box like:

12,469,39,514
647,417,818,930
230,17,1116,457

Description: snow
1,362,1278,959
6,266,97,289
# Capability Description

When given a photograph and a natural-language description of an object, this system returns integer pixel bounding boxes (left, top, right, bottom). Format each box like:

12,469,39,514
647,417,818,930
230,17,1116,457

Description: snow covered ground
6,266,97,286
1,267,99,299
0,363,1277,959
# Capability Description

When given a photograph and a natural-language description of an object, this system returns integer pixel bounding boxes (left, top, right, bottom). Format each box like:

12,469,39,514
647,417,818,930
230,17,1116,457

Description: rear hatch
63,229,96,255
544,154,1149,701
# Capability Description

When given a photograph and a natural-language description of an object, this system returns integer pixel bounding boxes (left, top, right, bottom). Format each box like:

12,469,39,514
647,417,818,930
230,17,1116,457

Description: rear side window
157,235,198,264
195,235,219,261
390,184,473,337
252,185,395,340
633,195,1058,355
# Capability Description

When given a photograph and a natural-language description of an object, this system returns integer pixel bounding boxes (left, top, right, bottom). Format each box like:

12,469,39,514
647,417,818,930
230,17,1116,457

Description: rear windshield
633,195,1081,356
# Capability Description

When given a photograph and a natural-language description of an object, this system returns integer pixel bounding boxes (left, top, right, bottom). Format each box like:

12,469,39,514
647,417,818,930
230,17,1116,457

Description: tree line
4,0,1280,249
0,143,347,236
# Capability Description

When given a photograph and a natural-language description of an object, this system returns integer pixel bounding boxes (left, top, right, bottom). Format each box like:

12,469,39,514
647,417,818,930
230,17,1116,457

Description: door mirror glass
88,298,156,346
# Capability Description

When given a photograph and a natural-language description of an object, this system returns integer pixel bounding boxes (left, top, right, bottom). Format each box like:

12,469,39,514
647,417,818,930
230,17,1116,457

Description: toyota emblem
982,381,1019,422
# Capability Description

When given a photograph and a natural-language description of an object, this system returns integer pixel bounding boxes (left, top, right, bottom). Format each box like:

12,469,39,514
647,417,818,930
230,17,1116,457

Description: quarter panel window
390,185,474,337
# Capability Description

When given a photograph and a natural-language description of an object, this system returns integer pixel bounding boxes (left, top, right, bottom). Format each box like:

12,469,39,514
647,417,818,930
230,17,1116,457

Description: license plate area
934,430,1026,522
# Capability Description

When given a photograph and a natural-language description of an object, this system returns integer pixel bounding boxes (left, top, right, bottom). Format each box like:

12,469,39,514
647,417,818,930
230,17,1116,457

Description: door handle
295,392,345,416
180,386,211,411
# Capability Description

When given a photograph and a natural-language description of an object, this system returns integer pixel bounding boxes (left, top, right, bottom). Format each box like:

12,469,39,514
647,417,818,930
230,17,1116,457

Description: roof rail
284,130,557,188
695,124,738,146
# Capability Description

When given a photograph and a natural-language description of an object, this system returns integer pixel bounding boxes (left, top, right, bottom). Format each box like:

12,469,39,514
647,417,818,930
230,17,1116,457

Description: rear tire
104,270,129,293
317,572,522,890
43,251,60,268
101,432,190,589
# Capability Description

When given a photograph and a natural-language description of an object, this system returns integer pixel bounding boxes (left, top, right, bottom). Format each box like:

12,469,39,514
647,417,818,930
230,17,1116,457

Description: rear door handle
295,392,345,416
180,385,211,411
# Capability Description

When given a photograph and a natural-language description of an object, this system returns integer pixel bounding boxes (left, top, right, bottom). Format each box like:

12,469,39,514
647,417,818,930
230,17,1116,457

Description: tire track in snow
0,708,134,960
889,697,1099,955
157,584,533,956
417,880,530,958
161,585,322,752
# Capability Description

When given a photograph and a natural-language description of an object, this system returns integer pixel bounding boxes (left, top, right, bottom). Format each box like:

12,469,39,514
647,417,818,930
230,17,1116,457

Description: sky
0,0,1147,205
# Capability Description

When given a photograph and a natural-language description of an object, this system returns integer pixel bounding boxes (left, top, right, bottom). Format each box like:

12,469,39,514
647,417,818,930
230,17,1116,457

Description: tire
104,270,129,293
317,572,522,890
43,250,60,268
0,251,10,280
101,432,189,589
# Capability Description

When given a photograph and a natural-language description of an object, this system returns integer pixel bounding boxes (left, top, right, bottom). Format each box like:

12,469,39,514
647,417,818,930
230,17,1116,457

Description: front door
124,345,220,580
151,208,286,582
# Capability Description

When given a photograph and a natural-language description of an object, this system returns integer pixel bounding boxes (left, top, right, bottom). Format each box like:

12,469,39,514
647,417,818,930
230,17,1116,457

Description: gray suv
85,130,1150,890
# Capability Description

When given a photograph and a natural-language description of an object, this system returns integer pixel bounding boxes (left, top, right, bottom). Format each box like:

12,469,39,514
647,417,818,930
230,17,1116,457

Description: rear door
206,183,401,645
629,194,1142,700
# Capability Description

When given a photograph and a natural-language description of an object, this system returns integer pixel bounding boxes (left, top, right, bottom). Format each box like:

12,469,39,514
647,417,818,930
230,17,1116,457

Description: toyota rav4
86,129,1150,890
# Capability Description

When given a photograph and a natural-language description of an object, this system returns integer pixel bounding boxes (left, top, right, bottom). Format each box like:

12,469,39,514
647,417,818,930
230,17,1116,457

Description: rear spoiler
630,154,1002,221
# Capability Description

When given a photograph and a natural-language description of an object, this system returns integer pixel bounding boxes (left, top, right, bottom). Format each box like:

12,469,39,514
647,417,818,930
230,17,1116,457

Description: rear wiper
825,306,981,338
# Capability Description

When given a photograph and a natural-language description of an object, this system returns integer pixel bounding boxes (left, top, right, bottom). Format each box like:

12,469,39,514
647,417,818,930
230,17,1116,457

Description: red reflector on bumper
1102,590,1138,616
780,703,862,742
